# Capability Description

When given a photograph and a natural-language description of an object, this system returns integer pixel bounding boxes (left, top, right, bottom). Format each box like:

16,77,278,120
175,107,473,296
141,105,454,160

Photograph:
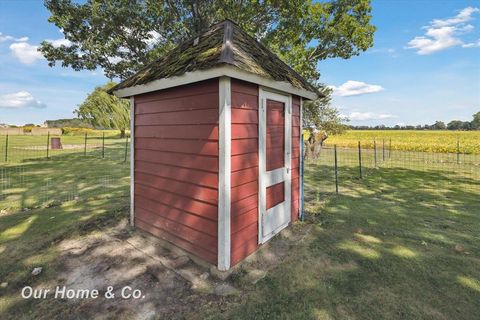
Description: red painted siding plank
136,125,218,140
135,161,218,189
231,153,258,171
136,208,216,249
135,79,218,103
135,172,218,204
135,184,218,219
232,138,257,155
135,93,218,115
231,166,257,187
135,219,217,264
136,150,218,172
232,124,258,139
231,181,258,203
135,138,218,156
136,109,218,125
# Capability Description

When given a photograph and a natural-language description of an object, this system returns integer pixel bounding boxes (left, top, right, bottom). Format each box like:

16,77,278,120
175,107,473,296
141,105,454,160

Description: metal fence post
358,141,363,179
374,139,377,168
334,144,339,194
389,138,392,159
382,139,385,162
4,134,8,162
124,135,129,163
46,132,50,159
102,132,105,158
84,132,88,156
457,138,460,164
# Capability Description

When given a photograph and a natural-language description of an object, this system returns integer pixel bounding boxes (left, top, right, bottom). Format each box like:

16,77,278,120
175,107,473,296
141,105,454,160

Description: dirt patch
17,220,311,319
50,223,237,319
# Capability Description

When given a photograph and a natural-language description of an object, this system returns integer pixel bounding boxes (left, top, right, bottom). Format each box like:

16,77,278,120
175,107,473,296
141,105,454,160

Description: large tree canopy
75,82,130,137
40,0,375,82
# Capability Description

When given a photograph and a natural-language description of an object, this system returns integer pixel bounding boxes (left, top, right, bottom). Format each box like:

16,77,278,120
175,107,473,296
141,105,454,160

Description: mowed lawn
1,145,479,319
201,163,480,319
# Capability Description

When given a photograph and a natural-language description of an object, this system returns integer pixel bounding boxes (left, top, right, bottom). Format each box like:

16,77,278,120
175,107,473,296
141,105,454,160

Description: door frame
258,87,292,244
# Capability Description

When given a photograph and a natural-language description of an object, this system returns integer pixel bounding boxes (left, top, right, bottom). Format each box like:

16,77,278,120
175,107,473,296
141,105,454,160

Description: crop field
325,130,480,154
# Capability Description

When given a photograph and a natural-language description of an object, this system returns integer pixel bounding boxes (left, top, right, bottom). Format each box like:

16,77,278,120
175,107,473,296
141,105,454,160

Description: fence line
305,140,480,196
0,133,129,163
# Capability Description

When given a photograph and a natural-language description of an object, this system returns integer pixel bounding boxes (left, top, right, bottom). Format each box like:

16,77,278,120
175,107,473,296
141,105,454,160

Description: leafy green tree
75,82,130,137
447,120,465,131
303,87,348,159
432,121,446,130
40,0,375,82
471,112,480,130
41,0,373,149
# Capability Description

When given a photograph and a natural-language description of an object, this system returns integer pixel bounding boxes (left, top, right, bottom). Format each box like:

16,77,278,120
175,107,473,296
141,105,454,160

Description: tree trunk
304,131,328,161
120,129,126,138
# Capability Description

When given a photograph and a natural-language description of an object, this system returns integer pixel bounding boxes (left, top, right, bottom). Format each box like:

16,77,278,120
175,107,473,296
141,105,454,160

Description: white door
258,88,292,244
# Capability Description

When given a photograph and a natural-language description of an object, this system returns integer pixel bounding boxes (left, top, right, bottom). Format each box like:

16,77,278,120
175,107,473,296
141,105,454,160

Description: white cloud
9,42,44,64
0,91,47,109
330,80,384,97
0,32,29,42
431,7,479,27
9,37,71,64
347,112,396,121
462,39,480,48
45,38,72,47
407,7,479,55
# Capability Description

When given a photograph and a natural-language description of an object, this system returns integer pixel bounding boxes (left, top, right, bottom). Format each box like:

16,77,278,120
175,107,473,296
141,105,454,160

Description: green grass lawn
1,146,479,319
202,162,480,319
0,151,130,317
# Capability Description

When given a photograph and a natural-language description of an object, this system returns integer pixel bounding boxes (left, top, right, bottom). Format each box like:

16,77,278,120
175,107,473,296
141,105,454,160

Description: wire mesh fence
0,132,130,163
305,140,480,197
0,133,130,213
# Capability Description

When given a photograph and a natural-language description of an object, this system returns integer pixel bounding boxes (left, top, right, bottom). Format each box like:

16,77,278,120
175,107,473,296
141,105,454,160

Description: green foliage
303,87,348,137
40,0,375,82
75,82,130,136
45,118,92,128
23,126,34,133
471,112,480,130
61,127,94,135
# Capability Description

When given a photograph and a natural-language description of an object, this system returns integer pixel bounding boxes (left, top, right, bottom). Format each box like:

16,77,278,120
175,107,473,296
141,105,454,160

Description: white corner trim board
113,65,318,101
130,96,135,227
218,76,232,271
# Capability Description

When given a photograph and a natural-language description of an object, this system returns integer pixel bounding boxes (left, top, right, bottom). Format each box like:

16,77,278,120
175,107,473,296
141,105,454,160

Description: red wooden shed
111,20,320,270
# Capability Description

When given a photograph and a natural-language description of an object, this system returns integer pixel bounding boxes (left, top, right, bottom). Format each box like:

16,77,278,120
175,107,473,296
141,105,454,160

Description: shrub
61,127,94,136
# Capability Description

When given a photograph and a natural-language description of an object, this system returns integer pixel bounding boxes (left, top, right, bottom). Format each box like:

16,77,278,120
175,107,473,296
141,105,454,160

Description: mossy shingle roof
111,19,319,96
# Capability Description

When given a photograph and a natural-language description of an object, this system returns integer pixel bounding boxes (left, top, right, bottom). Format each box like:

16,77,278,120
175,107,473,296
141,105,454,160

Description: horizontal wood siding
134,79,219,265
291,96,301,222
230,79,259,266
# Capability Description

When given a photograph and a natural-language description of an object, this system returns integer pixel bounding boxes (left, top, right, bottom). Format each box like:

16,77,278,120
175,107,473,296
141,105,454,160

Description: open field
0,131,128,163
325,130,480,154
1,145,479,319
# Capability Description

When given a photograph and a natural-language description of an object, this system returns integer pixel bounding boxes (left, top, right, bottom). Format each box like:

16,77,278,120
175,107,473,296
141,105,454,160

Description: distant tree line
349,112,480,131
44,118,93,128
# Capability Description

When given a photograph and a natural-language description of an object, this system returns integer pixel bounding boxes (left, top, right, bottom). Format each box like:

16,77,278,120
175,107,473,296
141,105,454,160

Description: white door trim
258,87,292,244
218,76,232,271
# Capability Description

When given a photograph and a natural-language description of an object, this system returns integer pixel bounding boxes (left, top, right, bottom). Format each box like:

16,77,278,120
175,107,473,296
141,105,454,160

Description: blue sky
0,1,479,126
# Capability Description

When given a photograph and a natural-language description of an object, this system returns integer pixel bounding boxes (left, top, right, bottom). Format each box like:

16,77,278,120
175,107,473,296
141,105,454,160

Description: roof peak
111,19,320,98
